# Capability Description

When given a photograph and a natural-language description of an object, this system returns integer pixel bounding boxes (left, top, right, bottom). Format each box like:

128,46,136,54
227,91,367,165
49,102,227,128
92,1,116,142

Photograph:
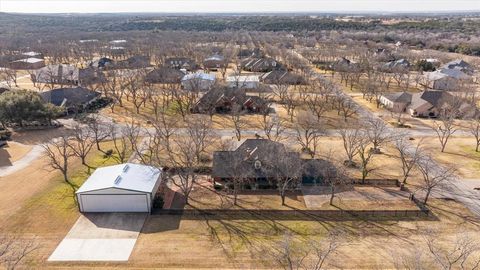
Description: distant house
441,59,474,75
0,55,28,67
165,57,197,71
145,67,185,84
237,48,263,59
89,57,114,70
424,68,471,91
192,87,269,114
242,57,280,72
203,55,225,71
109,39,127,44
212,139,332,189
181,72,216,91
40,87,101,113
8,58,45,70
21,51,44,59
382,59,410,70
34,64,80,85
113,55,151,69
34,65,105,86
226,75,260,89
260,70,306,85
379,92,412,113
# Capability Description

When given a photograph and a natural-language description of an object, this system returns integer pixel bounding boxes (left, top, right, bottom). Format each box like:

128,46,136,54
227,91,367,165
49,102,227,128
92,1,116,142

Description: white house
76,163,162,213
181,72,216,91
226,75,260,89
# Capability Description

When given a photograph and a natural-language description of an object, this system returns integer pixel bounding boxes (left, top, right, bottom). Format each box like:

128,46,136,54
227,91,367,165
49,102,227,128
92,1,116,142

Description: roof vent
114,175,122,185
123,164,130,173
254,160,262,170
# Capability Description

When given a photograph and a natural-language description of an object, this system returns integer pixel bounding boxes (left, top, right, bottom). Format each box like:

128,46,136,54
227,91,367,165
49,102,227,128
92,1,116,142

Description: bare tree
357,132,375,184
42,135,77,191
469,118,480,152
108,124,129,164
165,136,200,205
185,115,215,163
231,104,246,141
432,116,457,153
302,230,343,270
394,137,423,185
294,111,324,158
85,114,109,152
262,230,343,270
365,117,394,153
338,127,361,167
261,115,286,142
424,230,480,270
0,235,38,270
417,157,456,205
334,94,358,122
272,153,302,206
70,124,95,168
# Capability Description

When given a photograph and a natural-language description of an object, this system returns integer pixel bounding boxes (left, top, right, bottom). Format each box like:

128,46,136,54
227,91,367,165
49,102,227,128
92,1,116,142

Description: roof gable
76,163,161,194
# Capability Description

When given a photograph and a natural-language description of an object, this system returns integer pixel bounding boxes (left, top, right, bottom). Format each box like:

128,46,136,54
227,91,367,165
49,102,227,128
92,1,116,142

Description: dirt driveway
48,213,147,262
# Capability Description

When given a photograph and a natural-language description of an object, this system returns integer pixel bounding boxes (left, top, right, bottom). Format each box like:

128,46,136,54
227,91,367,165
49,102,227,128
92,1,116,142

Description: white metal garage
76,163,162,213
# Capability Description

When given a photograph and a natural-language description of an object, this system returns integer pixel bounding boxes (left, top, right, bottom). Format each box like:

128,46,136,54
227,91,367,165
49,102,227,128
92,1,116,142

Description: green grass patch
4,141,128,233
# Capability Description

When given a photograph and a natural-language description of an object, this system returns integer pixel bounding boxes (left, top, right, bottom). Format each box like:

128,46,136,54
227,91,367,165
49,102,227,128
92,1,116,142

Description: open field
422,136,480,180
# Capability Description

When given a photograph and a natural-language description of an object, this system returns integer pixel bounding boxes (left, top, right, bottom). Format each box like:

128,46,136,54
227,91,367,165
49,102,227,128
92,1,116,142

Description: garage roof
76,163,161,194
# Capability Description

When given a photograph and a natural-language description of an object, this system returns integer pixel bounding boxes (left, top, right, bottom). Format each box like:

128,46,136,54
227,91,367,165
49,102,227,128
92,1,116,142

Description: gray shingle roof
40,87,100,108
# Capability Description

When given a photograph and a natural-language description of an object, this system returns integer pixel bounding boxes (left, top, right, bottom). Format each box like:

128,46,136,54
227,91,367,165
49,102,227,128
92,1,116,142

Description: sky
1,0,480,14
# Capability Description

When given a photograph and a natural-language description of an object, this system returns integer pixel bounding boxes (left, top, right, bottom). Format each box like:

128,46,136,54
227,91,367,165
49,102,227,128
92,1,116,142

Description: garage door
79,194,149,212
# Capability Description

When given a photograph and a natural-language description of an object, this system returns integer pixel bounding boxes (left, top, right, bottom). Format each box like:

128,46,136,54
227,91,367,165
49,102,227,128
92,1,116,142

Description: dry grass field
421,136,480,180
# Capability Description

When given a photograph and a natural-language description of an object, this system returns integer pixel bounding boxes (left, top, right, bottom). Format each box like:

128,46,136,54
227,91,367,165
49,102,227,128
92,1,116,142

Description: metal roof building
76,163,162,213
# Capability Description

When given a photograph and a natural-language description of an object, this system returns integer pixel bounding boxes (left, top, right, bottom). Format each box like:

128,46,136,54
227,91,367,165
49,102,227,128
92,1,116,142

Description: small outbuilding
76,163,162,213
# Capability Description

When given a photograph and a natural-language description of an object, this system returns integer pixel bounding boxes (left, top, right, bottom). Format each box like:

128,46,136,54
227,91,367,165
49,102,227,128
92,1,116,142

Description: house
212,139,332,189
441,59,474,75
260,70,306,85
181,72,216,91
21,51,44,59
242,57,280,72
40,87,101,113
424,68,471,91
76,163,162,213
89,57,114,70
113,55,151,69
379,92,412,112
34,65,105,86
408,90,454,118
109,39,127,44
237,48,263,59
382,59,410,70
165,57,197,71
145,67,185,84
332,57,355,70
0,54,26,67
8,58,45,70
203,55,225,71
226,75,260,89
192,87,268,114
34,64,80,85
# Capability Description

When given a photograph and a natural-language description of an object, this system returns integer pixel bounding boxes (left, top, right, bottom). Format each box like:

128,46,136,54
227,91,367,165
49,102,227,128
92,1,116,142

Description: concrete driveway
49,213,147,261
